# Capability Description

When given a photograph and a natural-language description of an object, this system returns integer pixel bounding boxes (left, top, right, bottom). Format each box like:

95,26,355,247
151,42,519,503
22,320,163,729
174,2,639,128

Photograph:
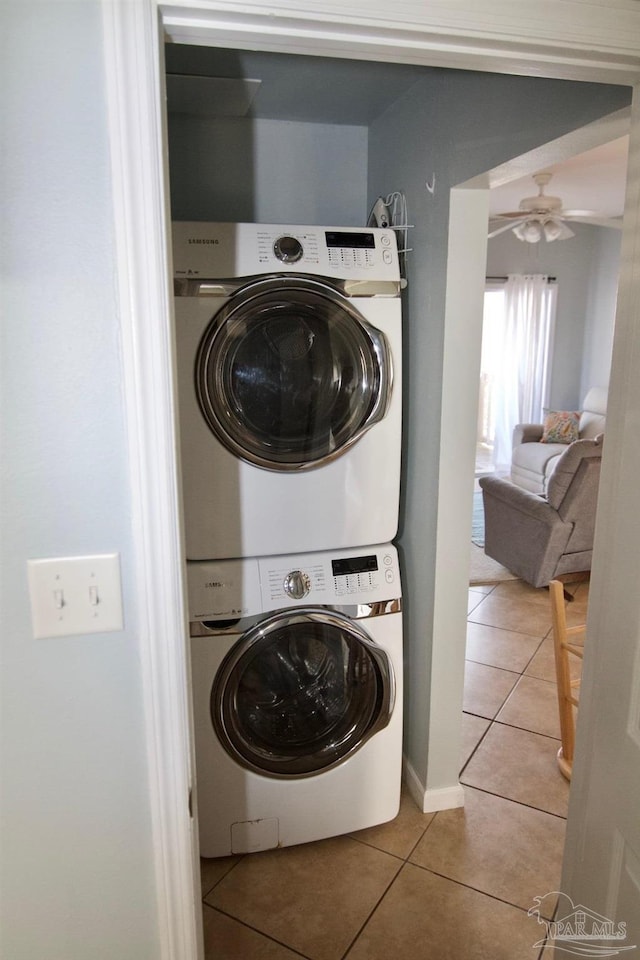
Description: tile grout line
341,810,452,958
464,711,563,744
200,853,247,900
403,859,560,925
467,614,554,640
456,781,568,821
459,717,494,777
338,859,407,960
484,714,562,742
201,901,313,959
467,626,547,660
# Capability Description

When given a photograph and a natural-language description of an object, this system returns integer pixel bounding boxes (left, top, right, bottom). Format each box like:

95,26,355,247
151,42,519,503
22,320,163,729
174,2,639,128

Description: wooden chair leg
549,580,585,781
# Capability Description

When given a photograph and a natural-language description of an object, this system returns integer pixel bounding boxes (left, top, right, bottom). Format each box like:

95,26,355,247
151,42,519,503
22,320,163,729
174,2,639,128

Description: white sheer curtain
492,274,557,472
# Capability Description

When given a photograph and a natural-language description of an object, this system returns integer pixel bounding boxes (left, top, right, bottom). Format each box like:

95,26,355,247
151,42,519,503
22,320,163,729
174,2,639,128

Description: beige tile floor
200,578,588,959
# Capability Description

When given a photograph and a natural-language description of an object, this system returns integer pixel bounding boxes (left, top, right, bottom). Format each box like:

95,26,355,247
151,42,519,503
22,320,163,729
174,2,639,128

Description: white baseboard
403,756,466,813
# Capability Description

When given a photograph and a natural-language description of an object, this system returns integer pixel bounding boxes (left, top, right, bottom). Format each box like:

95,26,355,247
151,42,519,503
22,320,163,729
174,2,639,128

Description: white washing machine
172,221,402,560
188,542,403,858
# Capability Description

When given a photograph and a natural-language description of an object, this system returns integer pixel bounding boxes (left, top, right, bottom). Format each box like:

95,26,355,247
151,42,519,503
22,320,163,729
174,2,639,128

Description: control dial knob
283,569,311,600
273,235,303,263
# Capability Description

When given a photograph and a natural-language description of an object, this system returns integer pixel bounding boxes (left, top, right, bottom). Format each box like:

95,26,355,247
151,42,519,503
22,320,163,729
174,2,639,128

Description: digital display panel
325,231,376,250
332,555,379,577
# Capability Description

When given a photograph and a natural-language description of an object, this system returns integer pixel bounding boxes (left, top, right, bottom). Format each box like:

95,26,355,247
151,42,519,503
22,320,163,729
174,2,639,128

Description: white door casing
101,4,203,958
561,84,640,950
101,2,640,958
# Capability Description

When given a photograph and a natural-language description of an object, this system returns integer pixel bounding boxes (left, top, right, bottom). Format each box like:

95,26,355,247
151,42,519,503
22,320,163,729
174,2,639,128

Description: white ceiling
488,136,629,219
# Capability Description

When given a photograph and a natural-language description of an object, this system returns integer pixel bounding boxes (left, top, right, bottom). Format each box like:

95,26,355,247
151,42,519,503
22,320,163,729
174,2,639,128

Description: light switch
27,553,124,639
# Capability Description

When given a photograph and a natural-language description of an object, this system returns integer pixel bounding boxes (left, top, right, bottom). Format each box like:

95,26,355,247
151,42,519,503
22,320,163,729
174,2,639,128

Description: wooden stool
549,579,586,781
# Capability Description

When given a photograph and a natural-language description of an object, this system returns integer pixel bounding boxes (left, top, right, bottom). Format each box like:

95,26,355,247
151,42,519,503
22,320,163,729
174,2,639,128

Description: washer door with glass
211,608,395,778
195,276,392,471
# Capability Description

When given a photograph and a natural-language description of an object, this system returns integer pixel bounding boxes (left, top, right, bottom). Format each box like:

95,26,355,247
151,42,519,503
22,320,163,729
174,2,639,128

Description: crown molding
161,0,640,84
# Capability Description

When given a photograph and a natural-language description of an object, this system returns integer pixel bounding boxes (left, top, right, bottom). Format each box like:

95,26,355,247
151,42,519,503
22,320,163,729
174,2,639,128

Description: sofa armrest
479,475,553,522
479,475,573,588
512,423,543,447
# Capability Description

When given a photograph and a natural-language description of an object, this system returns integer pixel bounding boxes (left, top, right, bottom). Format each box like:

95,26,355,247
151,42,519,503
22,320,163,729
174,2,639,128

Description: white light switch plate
27,553,124,639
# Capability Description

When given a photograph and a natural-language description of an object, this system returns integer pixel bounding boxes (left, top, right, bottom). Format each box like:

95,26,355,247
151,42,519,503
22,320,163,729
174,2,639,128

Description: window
477,276,557,473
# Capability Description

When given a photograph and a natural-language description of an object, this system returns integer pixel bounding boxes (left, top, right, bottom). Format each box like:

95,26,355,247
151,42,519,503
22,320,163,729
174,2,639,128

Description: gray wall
581,227,621,398
367,69,630,785
1,3,159,958
168,115,368,225
486,223,621,410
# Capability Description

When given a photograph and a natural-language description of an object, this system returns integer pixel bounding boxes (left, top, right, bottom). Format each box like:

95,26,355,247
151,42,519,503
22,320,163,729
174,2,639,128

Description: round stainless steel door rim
211,607,396,778
195,276,392,471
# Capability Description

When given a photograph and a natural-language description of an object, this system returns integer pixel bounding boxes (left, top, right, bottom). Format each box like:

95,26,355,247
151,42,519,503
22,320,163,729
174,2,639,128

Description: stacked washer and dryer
172,221,404,857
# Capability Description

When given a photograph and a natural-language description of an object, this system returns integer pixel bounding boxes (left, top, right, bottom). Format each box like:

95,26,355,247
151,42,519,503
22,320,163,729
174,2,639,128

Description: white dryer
172,221,402,560
188,543,403,858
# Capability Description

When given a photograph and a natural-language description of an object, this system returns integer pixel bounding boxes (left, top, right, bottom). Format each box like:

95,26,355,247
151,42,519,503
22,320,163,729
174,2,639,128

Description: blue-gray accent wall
366,69,629,784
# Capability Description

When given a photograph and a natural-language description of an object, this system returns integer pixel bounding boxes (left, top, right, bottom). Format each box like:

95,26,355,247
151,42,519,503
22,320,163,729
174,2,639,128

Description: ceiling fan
488,171,622,243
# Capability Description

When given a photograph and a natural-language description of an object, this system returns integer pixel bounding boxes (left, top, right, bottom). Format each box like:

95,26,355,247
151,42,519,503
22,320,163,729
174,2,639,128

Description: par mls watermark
529,892,637,956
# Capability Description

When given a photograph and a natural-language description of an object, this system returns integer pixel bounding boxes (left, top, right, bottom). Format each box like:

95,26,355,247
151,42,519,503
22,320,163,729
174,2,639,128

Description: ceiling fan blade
564,214,623,229
491,211,532,220
560,208,602,217
491,170,625,240
488,218,526,239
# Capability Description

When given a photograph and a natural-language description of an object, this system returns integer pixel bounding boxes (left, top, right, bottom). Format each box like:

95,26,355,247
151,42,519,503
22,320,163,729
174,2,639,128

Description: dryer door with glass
211,608,395,778
195,276,392,471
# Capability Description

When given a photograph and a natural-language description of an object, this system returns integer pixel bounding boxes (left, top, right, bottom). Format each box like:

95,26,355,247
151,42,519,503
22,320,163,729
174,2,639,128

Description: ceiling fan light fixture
490,169,608,244
513,219,542,243
543,219,563,242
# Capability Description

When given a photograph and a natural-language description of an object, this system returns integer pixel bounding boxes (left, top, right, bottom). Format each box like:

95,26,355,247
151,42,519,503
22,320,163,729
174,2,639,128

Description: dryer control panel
172,221,400,284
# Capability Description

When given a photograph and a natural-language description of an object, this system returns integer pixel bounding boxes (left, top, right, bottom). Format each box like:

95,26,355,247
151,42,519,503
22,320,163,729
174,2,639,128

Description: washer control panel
187,546,401,622
259,545,399,609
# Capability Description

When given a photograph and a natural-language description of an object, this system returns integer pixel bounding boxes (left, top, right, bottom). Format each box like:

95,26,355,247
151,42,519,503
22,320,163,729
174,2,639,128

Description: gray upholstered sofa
479,436,603,588
510,386,607,495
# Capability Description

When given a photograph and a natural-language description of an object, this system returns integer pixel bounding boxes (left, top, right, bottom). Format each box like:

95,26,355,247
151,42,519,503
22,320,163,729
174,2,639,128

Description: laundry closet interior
165,45,425,232
166,39,425,860
164,39,630,861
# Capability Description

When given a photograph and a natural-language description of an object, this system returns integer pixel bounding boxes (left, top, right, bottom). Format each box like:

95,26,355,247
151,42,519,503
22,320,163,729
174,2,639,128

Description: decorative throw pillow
541,409,580,444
